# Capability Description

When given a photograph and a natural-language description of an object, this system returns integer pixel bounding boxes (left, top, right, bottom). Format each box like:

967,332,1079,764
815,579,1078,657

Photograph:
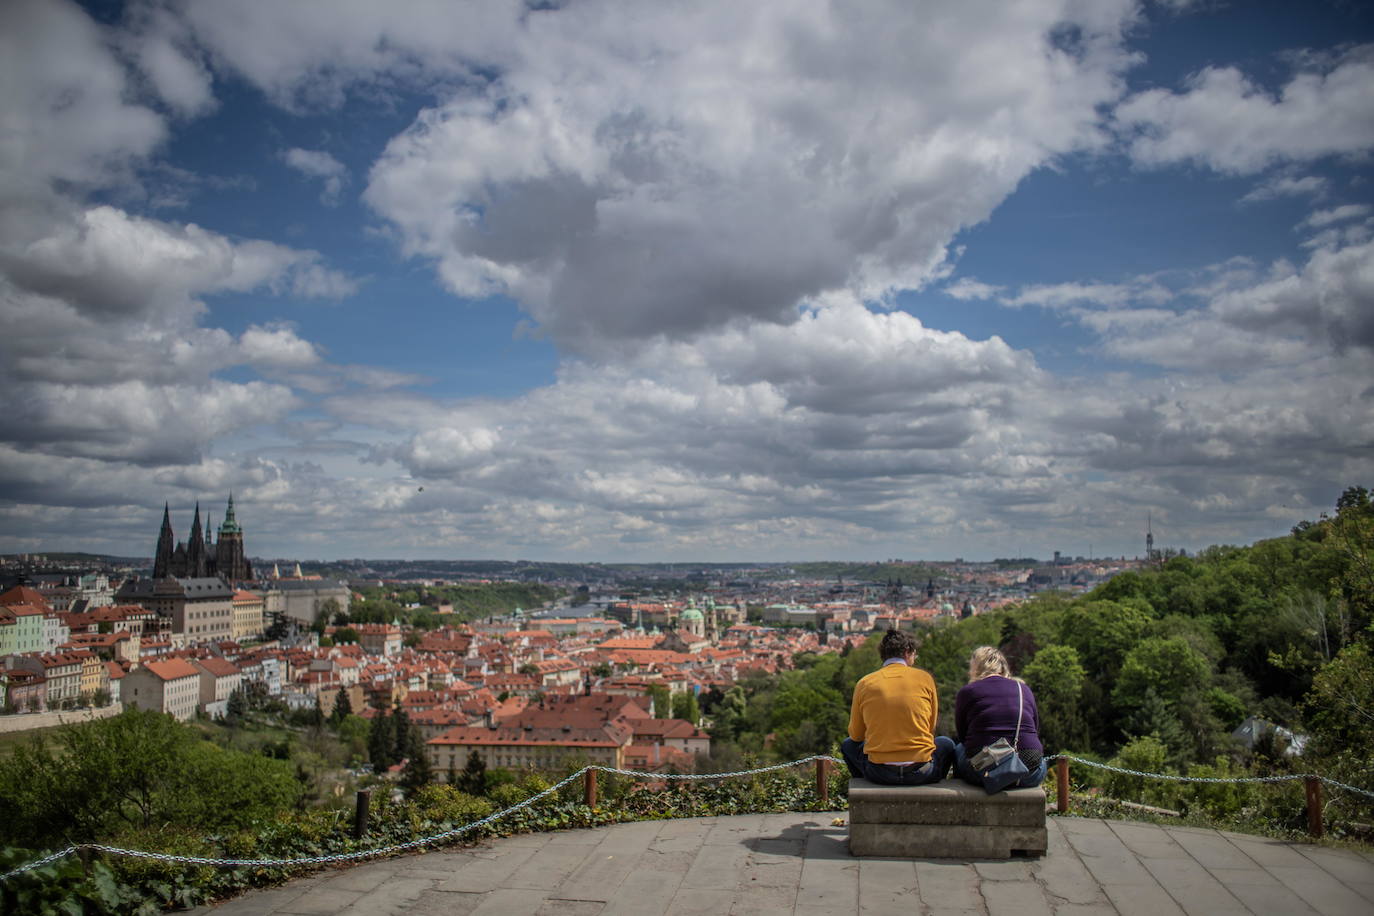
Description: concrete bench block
847,778,1047,859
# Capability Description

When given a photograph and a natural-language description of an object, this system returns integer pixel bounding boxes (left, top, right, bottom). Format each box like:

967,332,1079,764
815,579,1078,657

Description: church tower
216,494,253,582
186,502,208,578
153,504,175,579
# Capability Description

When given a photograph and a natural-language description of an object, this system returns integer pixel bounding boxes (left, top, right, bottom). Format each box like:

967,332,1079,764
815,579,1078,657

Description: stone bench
847,778,1047,859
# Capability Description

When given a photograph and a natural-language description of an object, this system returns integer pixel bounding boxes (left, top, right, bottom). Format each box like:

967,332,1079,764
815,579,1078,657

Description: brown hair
879,628,917,661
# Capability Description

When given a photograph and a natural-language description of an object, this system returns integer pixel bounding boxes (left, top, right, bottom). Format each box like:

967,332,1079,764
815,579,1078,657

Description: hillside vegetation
705,487,1374,828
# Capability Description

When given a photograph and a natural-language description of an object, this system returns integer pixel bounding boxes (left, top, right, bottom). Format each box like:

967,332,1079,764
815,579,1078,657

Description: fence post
584,768,598,808
78,845,93,877
353,788,372,840
816,758,830,807
1305,776,1323,838
1056,758,1070,814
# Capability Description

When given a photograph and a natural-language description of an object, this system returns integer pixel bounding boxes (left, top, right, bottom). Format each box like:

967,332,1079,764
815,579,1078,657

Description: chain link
1048,755,1374,798
3,753,1370,883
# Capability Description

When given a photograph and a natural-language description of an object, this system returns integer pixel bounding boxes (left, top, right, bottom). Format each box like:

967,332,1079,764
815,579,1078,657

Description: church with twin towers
153,495,253,583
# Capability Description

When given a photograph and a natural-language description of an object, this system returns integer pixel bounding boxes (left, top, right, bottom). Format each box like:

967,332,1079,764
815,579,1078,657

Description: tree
1113,636,1211,711
645,684,671,719
335,626,361,645
319,597,343,625
592,662,613,679
1303,640,1374,795
671,691,701,725
226,686,248,725
392,705,413,764
338,714,370,764
456,749,487,795
400,730,434,796
1022,644,1089,752
1325,486,1374,632
0,708,300,848
369,711,396,770
330,688,353,725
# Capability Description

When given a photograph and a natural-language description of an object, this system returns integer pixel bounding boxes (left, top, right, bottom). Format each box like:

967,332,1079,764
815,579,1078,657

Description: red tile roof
0,586,51,611
142,658,200,681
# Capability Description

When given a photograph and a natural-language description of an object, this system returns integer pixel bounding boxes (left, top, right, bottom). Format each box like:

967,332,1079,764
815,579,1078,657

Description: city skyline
2,0,1372,562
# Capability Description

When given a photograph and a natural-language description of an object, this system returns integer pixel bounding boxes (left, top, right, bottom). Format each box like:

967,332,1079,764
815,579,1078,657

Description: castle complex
152,495,253,583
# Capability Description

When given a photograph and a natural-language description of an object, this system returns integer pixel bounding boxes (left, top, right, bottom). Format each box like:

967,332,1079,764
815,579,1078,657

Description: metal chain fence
3,752,1370,884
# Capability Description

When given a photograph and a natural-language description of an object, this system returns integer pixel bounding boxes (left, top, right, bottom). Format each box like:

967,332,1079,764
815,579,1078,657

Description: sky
1,0,1372,563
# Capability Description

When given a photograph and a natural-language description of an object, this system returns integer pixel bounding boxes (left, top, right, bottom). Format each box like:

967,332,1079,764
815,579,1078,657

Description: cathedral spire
187,501,208,577
214,493,252,582
153,503,175,579
220,492,241,535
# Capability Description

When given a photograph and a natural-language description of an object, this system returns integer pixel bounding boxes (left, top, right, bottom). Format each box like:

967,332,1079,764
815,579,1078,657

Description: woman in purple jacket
953,646,1047,790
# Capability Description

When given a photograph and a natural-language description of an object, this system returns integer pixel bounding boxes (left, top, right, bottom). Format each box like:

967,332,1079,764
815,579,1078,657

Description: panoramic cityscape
1,0,1372,912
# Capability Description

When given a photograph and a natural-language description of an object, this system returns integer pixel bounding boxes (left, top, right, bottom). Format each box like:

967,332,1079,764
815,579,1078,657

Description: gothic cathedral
153,495,254,582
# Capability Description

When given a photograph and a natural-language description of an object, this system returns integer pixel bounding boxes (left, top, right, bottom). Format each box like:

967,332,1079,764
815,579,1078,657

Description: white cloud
119,3,216,117
354,0,1138,350
4,378,299,465
1116,44,1374,173
1,0,1368,561
239,324,322,369
0,0,165,262
2,206,357,322
1210,237,1374,351
999,278,1172,310
1062,236,1374,365
1300,204,1372,229
1239,174,1327,204
281,147,348,205
944,278,1004,301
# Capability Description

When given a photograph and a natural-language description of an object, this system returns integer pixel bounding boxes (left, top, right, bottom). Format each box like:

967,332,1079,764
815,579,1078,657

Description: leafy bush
0,847,152,916
411,784,494,825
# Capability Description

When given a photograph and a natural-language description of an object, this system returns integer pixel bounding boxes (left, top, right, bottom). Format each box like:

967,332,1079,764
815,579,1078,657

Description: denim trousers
841,735,955,786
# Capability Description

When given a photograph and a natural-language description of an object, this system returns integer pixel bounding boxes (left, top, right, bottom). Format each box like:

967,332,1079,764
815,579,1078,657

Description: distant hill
1,552,147,566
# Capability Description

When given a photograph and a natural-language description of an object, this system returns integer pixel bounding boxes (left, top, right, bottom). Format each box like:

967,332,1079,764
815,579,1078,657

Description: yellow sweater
847,662,938,763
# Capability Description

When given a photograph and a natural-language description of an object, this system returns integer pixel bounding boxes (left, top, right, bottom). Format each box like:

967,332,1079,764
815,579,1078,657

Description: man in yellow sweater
841,629,954,785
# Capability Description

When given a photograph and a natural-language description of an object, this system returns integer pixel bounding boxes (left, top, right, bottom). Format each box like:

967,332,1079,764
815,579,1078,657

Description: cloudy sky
2,0,1372,563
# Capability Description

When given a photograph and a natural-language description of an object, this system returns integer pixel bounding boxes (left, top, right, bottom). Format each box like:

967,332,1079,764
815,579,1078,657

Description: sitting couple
840,630,1047,791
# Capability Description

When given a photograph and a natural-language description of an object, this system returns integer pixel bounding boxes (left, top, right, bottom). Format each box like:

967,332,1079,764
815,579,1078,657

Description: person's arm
925,679,939,740
848,679,866,742
954,685,969,743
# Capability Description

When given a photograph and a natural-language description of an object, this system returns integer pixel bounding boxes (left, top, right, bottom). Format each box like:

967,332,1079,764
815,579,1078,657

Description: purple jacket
954,675,1042,755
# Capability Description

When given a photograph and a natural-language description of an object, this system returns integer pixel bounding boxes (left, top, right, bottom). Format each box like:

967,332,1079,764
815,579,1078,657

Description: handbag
977,681,1029,794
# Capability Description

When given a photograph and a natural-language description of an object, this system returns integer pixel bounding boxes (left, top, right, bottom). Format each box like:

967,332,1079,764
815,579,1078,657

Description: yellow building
231,590,266,641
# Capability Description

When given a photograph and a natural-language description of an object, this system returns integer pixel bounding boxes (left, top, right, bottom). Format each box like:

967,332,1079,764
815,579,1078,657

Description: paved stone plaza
195,813,1374,915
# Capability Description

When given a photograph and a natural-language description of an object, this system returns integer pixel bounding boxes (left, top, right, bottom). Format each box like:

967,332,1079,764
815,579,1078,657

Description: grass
0,724,67,759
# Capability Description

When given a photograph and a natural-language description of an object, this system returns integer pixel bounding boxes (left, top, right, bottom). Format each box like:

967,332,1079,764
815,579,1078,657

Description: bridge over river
192,811,1374,915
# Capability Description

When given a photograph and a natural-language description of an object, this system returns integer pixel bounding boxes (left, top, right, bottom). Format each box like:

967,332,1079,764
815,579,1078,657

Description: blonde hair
968,646,1012,681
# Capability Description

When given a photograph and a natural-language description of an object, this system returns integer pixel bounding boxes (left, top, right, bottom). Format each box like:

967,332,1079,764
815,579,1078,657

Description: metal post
354,788,372,840
1056,758,1070,814
584,768,598,808
1305,776,1323,838
816,758,829,807
78,846,93,876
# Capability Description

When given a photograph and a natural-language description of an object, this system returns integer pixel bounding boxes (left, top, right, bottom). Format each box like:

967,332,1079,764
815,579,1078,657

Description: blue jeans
841,735,954,786
953,742,1048,790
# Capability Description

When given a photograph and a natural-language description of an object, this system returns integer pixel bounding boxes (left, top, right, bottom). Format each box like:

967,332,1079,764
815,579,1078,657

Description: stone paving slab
195,814,1374,915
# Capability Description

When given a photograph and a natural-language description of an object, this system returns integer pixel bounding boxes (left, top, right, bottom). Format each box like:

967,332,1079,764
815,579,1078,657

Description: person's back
850,662,937,764
841,629,953,786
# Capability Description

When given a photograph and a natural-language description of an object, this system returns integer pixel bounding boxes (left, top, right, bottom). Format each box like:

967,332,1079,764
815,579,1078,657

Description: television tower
1146,513,1154,562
